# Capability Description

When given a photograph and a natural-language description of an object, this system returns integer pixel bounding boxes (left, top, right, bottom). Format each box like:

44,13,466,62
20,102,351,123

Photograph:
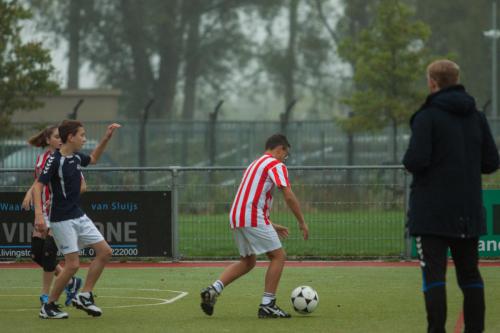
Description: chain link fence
3,118,500,167
0,165,411,259
1,121,412,167
4,165,500,259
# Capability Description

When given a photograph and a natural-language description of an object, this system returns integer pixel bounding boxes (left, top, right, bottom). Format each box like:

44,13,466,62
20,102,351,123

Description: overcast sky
21,1,344,91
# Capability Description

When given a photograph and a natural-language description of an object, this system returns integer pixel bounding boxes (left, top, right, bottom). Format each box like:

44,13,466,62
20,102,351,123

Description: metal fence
2,165,500,259
0,121,412,167
3,119,500,168
0,165,412,259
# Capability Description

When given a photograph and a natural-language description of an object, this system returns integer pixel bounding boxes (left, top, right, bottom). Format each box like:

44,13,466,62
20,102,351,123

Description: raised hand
104,123,121,140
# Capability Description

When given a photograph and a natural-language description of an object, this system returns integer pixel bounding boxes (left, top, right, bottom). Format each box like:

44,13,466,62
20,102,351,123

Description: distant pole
208,100,223,167
208,100,223,188
68,99,84,119
280,99,298,134
139,99,154,167
484,0,500,118
139,99,154,186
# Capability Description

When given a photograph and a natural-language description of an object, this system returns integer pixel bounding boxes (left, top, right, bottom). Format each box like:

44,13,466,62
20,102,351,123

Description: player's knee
42,236,58,272
97,244,112,261
243,256,256,270
281,250,287,260
31,236,44,267
42,256,58,272
105,246,113,259
64,259,80,273
267,248,286,261
457,267,483,287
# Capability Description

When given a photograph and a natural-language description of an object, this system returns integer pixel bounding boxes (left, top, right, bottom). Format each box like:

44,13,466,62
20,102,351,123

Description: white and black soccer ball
290,285,319,314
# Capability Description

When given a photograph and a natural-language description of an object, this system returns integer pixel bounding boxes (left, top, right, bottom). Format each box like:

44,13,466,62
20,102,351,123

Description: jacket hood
425,84,476,115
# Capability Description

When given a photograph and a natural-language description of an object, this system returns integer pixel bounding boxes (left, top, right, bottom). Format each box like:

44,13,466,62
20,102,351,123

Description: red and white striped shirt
35,150,52,216
229,153,290,228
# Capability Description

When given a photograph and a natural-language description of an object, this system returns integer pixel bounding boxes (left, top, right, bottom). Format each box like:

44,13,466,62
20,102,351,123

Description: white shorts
233,224,282,257
49,215,105,255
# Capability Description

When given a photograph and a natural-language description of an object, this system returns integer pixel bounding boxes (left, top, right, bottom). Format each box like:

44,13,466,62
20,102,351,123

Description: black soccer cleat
39,302,69,319
258,300,291,319
200,286,219,316
72,292,102,317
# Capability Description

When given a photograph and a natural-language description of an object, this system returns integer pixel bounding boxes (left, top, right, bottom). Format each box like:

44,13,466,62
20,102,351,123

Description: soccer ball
290,285,319,314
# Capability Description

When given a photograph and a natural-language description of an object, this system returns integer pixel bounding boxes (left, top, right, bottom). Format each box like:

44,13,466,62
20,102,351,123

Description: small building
1,89,122,168
11,89,121,123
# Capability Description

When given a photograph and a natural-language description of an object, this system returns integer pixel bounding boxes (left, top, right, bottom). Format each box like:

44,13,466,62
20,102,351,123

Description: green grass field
179,210,405,257
1,265,499,333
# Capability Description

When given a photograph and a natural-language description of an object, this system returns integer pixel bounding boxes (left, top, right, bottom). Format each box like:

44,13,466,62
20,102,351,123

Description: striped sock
261,292,275,305
212,280,224,294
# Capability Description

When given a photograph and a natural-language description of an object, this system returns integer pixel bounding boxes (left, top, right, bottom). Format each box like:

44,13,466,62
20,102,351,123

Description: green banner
411,190,500,257
480,190,500,257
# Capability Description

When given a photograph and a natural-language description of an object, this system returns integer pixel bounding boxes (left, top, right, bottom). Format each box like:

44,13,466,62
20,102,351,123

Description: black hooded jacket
403,85,499,238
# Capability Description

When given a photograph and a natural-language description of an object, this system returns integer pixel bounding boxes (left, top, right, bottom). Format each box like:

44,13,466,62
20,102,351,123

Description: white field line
0,287,188,311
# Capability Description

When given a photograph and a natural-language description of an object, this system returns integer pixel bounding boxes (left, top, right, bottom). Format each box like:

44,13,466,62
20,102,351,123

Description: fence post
171,167,180,262
403,170,412,259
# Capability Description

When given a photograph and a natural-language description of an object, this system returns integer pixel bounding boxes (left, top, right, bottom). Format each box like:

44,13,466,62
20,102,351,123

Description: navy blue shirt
38,150,91,222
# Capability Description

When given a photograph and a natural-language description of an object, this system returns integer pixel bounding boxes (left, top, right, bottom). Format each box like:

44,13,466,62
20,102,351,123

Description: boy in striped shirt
201,134,309,318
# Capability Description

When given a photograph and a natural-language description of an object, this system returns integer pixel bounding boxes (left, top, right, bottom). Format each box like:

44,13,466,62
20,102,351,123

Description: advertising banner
0,191,171,258
479,190,500,257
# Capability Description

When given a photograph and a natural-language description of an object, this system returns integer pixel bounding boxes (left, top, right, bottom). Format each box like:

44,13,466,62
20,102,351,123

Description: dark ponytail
27,126,58,148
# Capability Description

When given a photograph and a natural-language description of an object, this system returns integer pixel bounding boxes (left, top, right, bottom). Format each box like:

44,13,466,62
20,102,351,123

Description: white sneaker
72,292,102,317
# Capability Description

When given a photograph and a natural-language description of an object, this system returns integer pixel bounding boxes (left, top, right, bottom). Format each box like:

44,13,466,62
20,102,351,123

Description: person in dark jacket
403,59,499,333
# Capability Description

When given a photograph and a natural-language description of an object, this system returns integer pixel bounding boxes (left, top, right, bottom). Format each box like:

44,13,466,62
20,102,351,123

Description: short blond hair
427,59,460,89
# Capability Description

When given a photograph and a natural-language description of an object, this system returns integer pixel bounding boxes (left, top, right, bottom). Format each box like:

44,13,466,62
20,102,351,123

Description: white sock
261,292,275,305
212,280,224,294
79,291,91,297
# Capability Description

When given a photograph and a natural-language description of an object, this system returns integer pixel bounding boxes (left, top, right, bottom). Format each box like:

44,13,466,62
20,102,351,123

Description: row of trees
1,0,496,151
340,0,496,115
25,0,447,120
27,0,343,121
